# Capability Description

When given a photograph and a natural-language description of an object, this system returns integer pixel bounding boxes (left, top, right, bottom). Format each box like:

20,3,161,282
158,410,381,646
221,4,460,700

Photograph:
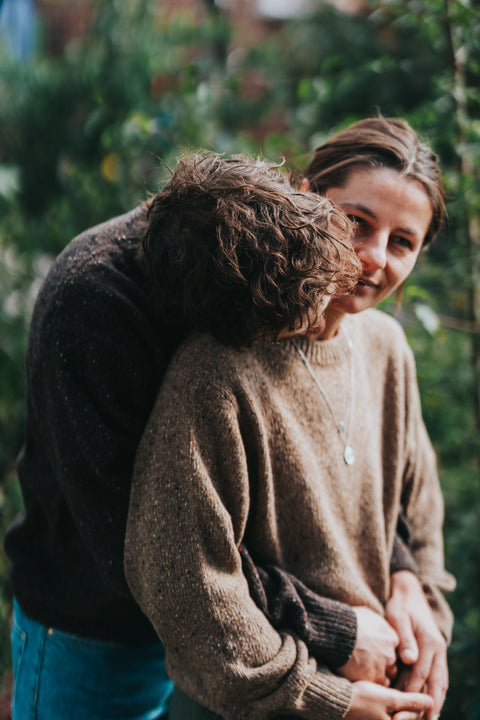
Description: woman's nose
355,232,387,272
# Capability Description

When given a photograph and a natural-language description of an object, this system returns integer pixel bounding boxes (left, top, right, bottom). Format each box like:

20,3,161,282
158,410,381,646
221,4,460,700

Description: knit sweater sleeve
238,525,416,672
125,345,353,720
239,543,357,669
400,345,455,641
390,523,419,576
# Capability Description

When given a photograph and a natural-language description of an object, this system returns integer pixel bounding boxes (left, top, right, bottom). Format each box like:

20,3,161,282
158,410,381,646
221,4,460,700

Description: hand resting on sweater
387,571,448,720
338,606,399,686
241,544,447,719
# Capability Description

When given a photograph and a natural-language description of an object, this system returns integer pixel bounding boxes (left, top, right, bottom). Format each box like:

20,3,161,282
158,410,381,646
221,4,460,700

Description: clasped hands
341,572,447,720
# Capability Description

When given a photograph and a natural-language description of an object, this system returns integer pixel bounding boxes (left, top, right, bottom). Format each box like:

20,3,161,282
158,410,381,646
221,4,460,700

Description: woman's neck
314,305,346,340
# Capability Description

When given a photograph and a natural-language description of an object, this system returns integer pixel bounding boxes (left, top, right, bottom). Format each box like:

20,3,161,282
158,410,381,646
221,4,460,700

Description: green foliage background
0,0,479,717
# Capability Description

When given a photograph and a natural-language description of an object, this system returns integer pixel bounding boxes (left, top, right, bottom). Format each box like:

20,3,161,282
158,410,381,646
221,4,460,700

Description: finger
387,610,419,665
403,651,434,695
392,712,424,720
393,665,412,691
425,653,448,720
379,673,391,687
387,690,433,715
386,663,398,682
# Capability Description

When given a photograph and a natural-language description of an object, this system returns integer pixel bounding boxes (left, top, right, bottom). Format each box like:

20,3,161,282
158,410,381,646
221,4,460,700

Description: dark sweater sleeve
239,519,418,669
390,517,419,575
239,544,356,668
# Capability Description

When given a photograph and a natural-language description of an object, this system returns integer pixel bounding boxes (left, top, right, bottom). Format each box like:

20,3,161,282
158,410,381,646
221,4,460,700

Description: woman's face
305,166,433,318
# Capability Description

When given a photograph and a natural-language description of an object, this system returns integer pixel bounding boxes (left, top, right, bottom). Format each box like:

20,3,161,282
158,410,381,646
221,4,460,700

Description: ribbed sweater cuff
300,671,353,720
304,600,357,668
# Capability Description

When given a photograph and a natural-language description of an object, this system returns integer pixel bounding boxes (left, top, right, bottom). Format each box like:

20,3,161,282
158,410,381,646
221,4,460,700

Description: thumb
398,629,419,665
387,613,419,665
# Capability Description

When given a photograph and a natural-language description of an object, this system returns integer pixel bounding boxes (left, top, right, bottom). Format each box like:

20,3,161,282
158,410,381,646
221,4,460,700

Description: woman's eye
392,235,413,250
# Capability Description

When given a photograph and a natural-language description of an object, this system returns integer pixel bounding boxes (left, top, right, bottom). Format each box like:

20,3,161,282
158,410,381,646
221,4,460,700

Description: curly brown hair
142,153,360,347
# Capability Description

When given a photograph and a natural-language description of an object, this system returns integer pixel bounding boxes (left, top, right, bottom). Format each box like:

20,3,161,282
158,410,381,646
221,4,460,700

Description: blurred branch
437,315,480,333
453,0,480,20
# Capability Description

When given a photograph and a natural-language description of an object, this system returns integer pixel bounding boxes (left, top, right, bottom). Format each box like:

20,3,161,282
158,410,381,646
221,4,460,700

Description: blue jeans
11,599,173,720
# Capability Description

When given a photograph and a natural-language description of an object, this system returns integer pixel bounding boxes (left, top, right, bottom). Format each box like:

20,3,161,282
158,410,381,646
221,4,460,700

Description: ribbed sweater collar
283,319,353,367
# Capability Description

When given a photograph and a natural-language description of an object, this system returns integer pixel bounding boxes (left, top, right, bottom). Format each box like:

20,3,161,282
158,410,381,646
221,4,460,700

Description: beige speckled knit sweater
125,308,454,720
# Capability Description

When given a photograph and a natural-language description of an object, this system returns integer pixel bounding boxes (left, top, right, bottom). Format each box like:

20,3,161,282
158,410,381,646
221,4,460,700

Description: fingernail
402,648,416,662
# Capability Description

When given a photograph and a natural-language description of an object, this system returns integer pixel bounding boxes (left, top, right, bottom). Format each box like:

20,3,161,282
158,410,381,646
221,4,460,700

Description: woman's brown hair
142,153,360,347
304,116,445,246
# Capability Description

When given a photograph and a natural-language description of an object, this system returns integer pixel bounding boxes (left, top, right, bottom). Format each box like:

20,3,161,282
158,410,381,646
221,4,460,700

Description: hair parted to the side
304,116,445,246
141,152,361,348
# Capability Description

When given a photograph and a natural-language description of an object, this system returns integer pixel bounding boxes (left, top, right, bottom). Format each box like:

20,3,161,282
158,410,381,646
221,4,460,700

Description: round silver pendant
344,446,355,465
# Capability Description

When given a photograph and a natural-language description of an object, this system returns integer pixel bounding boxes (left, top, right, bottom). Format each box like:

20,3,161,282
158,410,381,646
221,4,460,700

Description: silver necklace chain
293,327,355,465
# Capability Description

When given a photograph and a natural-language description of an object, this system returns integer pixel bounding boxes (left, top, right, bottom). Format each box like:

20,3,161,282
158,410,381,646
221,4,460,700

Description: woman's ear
300,178,311,193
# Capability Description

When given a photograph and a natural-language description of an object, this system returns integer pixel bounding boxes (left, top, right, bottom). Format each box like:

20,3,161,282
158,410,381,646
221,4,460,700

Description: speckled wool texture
125,308,454,720
4,205,186,642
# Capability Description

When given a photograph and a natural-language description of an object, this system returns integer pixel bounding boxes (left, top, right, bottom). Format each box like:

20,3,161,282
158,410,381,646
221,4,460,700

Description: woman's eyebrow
340,202,420,239
396,226,420,238
338,202,377,220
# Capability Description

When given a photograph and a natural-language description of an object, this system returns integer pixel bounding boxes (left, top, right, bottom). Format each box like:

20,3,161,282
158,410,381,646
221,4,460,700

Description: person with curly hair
124,125,453,720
